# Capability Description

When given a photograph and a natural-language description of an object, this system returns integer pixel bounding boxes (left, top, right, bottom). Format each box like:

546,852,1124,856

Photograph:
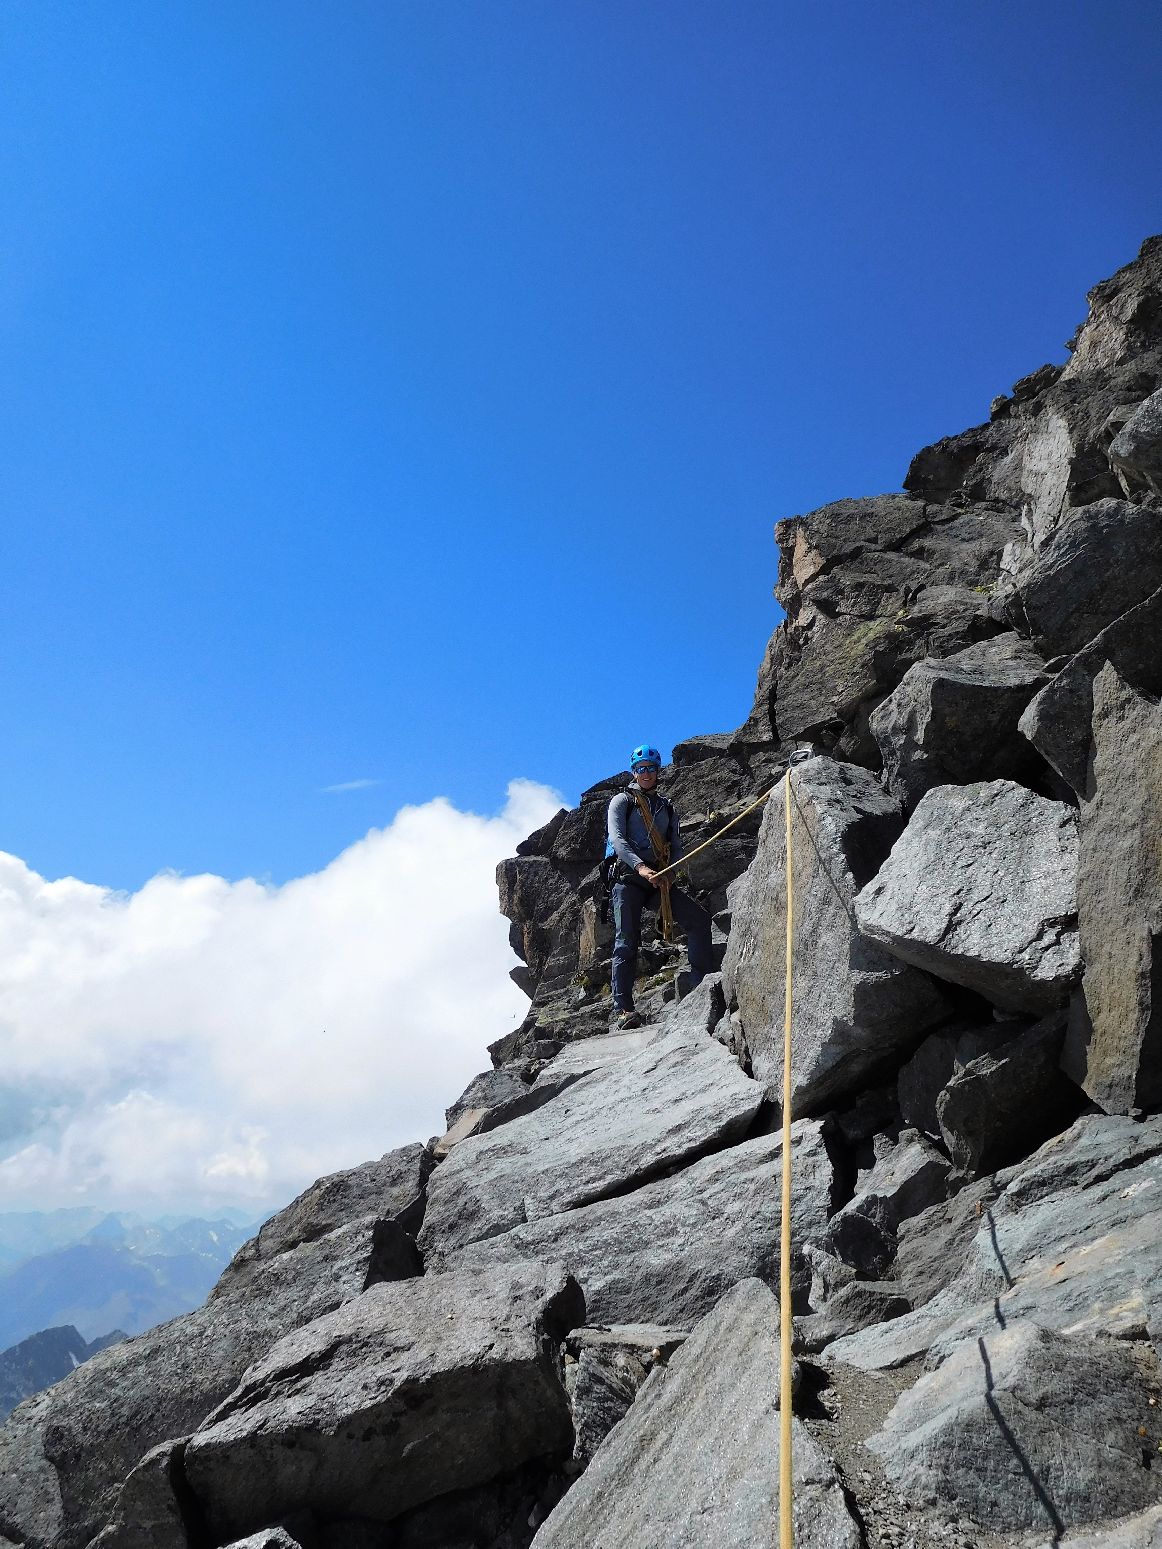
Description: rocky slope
2,235,1162,1549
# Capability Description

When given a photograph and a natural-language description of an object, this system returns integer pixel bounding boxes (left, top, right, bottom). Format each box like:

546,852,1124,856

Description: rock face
870,633,1050,809
829,1113,1162,1372
1020,582,1162,797
936,1012,1077,1173
184,1261,583,1543
530,1279,861,1549
855,780,1080,1013
867,1321,1162,1532
755,494,1020,766
722,758,948,1111
444,1121,836,1326
1003,497,1162,657
1067,662,1162,1112
1110,384,1162,492
824,1130,950,1275
418,1028,763,1260
564,1324,686,1465
5,234,1162,1549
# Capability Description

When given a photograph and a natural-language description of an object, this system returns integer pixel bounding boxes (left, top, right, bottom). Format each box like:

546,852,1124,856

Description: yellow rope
780,770,795,1549
648,782,778,883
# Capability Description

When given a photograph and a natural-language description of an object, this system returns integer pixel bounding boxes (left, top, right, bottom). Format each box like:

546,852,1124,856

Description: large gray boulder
794,1280,911,1354
1020,583,1162,796
417,1028,763,1259
1110,386,1162,493
219,1141,431,1278
1003,498,1162,658
828,1113,1162,1372
86,1441,189,1549
0,1391,61,1549
1066,663,1162,1113
867,1321,1162,1532
936,1012,1076,1173
870,633,1049,809
0,1216,415,1549
531,1279,861,1549
855,780,1080,1013
721,759,948,1111
183,1261,583,1544
442,1122,835,1327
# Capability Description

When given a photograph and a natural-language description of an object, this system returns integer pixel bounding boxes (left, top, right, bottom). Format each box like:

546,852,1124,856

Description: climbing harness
631,789,675,941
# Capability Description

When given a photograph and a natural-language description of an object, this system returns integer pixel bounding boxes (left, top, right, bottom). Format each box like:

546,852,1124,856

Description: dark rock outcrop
564,1324,687,1466
1020,581,1162,796
753,495,1019,766
0,1326,124,1424
721,758,948,1110
1110,385,1162,493
935,1011,1078,1174
870,632,1050,808
183,1261,583,1544
1002,496,1162,657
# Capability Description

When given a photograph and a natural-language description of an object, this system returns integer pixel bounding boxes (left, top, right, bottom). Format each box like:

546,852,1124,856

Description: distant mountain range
0,1209,262,1352
0,1325,126,1421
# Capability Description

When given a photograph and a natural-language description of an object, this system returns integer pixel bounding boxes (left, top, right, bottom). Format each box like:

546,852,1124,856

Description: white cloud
321,778,381,794
0,779,563,1216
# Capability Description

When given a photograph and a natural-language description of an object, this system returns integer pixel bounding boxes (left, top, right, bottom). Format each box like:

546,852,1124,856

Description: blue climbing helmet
630,743,662,771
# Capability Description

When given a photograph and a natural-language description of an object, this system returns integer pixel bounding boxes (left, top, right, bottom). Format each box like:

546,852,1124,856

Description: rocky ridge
2,236,1162,1549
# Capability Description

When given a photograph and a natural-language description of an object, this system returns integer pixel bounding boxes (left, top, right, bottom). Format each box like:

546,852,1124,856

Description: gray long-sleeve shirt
607,785,683,872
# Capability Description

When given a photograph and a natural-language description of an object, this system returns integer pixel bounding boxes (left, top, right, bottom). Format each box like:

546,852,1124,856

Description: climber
606,744,713,1030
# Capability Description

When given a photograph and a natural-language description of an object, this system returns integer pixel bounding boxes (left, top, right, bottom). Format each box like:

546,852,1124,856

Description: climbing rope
648,781,778,882
641,760,799,1541
780,768,795,1549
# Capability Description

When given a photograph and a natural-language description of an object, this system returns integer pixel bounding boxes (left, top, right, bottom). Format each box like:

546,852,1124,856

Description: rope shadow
977,1336,1065,1544
785,774,861,927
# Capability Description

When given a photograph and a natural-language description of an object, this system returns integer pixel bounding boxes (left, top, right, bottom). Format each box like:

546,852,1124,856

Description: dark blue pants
611,878,713,1012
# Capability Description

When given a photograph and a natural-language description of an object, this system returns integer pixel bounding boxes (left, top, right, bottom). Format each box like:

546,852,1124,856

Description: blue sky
2,1,1161,892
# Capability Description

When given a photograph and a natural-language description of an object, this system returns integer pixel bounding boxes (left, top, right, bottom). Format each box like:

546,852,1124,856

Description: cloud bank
0,780,562,1216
